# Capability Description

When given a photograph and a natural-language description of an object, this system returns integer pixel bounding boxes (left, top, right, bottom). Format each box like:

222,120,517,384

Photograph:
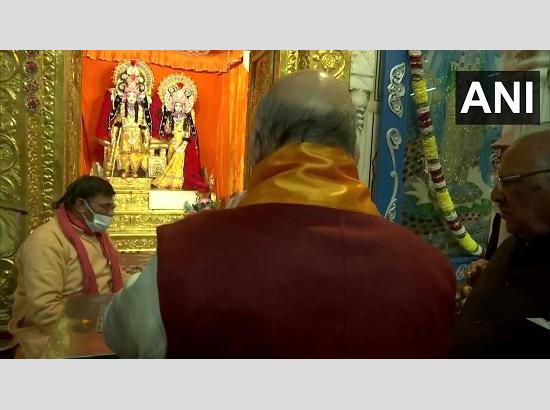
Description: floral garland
408,50,483,256
184,194,219,214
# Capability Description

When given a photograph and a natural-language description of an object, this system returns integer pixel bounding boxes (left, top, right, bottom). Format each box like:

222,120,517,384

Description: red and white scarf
56,205,123,294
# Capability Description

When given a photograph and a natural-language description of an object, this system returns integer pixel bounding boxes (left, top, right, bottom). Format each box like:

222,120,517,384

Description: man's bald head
251,70,357,164
265,70,355,114
502,129,550,174
491,126,550,240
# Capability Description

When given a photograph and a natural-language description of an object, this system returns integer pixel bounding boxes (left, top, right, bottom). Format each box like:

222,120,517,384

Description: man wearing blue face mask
8,176,125,358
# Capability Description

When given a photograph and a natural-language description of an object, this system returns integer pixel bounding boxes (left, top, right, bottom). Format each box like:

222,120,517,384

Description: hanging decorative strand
408,50,483,256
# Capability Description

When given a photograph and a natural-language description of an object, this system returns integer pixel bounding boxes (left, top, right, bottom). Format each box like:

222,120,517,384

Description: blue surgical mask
81,200,113,233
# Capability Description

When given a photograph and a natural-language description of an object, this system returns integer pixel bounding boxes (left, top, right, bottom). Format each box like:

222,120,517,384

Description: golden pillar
0,50,81,336
279,50,350,81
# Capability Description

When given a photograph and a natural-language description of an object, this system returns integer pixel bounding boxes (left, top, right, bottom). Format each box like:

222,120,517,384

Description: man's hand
465,258,489,286
460,258,489,304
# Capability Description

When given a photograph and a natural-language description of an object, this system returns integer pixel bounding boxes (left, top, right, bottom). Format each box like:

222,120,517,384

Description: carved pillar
244,50,280,187
0,50,31,336
349,51,380,188
63,51,82,187
0,50,81,338
1,52,26,240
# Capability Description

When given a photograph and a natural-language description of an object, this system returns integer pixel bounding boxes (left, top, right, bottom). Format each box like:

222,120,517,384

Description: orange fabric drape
84,50,243,73
80,53,248,199
215,64,249,198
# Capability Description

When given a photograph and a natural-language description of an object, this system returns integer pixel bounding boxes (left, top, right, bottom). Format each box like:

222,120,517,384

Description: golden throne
148,140,169,178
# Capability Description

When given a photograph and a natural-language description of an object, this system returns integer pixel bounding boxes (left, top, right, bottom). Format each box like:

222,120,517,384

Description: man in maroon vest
103,70,456,358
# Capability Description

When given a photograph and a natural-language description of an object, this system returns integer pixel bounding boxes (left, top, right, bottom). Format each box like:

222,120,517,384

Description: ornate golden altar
106,177,195,253
94,62,205,253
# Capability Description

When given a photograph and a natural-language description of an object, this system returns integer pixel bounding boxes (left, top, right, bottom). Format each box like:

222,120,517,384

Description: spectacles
496,168,550,189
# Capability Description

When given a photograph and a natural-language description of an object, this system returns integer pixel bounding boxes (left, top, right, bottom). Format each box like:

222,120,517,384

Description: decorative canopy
86,50,243,73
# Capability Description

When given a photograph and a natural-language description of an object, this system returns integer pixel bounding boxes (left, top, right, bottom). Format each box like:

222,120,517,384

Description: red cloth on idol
182,132,208,192
156,203,456,358
151,92,208,192
96,91,113,144
150,94,165,140
56,206,123,294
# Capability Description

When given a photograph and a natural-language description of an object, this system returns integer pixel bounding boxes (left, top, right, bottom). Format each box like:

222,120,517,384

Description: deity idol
96,59,154,178
151,74,207,191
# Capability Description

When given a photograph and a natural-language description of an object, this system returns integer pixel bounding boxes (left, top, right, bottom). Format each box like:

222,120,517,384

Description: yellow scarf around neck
238,143,380,216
